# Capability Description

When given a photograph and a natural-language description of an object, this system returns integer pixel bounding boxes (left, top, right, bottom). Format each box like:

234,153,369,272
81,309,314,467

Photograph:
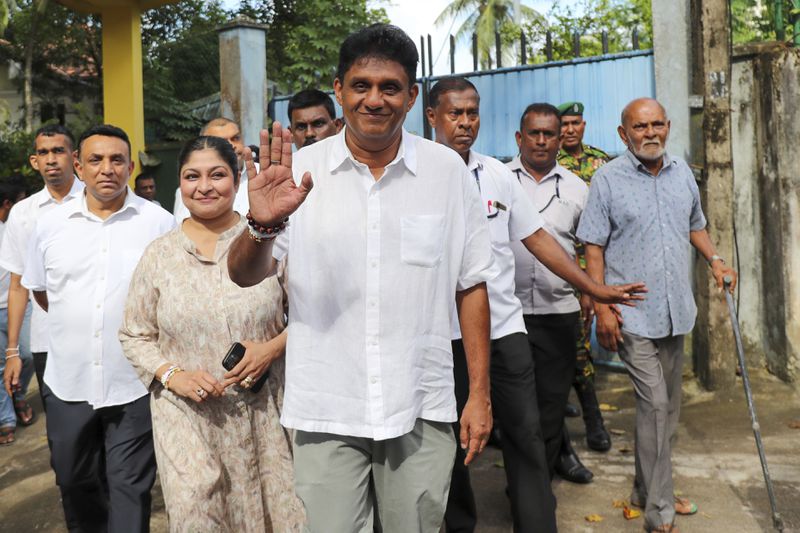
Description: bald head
617,98,670,170
620,98,667,128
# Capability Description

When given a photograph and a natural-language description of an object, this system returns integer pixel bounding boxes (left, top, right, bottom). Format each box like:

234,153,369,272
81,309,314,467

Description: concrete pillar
218,18,268,147
651,0,691,160
692,0,737,390
753,46,800,382
101,5,145,172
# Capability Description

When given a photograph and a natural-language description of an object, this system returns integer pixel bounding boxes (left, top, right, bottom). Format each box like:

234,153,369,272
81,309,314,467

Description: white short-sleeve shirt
507,157,588,315
22,190,176,408
0,222,9,309
0,179,84,350
281,129,497,440
451,151,543,340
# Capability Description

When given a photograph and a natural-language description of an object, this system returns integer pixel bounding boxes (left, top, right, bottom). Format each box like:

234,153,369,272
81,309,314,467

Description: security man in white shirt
427,79,646,532
23,124,176,532
508,103,597,486
173,117,251,221
228,25,497,532
1,124,85,409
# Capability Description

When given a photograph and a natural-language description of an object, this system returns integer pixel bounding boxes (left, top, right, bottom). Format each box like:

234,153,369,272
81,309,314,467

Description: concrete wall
730,43,800,381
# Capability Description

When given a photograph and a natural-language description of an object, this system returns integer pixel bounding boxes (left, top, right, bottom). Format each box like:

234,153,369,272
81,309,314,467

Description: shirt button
370,260,377,268
370,376,378,384
94,360,100,366
371,224,378,231
369,300,376,308
94,332,100,338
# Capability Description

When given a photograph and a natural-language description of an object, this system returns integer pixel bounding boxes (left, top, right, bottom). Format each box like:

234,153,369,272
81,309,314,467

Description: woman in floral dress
120,135,304,532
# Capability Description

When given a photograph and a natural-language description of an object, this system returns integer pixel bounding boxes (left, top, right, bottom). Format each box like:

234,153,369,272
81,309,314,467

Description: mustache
302,138,318,147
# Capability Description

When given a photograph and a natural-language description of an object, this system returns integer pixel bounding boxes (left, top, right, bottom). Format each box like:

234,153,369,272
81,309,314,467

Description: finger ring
196,388,205,397
241,376,254,388
270,160,281,165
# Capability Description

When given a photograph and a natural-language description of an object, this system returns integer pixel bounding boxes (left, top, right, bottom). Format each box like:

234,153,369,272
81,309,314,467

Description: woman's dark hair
178,136,239,185
337,24,418,86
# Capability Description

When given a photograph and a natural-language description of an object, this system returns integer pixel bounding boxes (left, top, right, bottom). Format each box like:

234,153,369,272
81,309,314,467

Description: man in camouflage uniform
557,101,612,453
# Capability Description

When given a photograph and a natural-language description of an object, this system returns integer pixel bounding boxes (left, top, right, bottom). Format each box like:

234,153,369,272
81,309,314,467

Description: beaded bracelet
247,225,277,243
246,211,287,236
5,346,19,353
4,353,20,360
160,365,183,390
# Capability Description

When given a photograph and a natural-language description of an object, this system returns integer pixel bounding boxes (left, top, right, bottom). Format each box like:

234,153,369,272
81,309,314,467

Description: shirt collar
36,176,85,207
624,149,675,176
66,187,142,221
508,156,562,183
329,127,418,176
467,151,483,173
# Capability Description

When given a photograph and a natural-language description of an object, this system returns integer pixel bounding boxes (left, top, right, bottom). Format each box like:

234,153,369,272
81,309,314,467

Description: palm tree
435,0,544,69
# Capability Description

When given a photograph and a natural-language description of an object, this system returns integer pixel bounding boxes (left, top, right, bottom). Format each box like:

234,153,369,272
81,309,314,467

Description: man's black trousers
524,312,580,475
42,384,157,533
444,332,557,533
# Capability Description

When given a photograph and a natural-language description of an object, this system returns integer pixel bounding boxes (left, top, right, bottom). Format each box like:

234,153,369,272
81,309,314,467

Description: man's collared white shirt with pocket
507,158,588,315
451,151,544,341
282,129,496,441
22,191,175,408
0,179,84,351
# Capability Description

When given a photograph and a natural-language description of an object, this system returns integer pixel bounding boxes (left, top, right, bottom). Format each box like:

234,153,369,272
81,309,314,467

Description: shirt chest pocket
488,209,510,244
401,215,445,268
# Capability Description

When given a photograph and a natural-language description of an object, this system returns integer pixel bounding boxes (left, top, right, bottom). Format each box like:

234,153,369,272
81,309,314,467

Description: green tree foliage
519,0,651,63
731,0,796,43
0,127,34,179
141,0,228,142
235,0,388,92
0,0,101,130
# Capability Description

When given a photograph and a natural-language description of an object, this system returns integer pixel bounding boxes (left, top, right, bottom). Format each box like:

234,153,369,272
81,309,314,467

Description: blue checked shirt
576,150,707,338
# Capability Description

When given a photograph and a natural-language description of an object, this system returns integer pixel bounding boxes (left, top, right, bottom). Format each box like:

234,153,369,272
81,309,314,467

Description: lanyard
514,169,561,213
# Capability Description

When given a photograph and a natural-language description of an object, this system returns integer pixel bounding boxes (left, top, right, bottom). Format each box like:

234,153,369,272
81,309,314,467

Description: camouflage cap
557,101,584,116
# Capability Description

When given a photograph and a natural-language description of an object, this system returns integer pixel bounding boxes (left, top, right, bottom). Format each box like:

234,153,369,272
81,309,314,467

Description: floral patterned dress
120,218,304,532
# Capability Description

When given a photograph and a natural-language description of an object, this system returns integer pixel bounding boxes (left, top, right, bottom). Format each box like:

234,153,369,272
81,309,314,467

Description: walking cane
722,276,784,532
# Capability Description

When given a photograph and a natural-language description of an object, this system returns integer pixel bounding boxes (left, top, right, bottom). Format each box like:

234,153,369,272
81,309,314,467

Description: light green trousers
293,418,456,533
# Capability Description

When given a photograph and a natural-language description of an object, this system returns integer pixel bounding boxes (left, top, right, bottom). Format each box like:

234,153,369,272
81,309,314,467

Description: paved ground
2,362,798,532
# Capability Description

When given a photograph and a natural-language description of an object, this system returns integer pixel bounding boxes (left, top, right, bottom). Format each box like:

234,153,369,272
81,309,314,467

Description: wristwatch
708,254,725,266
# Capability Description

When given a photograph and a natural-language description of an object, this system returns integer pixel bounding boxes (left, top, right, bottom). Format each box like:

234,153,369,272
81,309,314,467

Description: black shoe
555,451,594,484
586,424,612,452
576,381,612,452
565,403,581,418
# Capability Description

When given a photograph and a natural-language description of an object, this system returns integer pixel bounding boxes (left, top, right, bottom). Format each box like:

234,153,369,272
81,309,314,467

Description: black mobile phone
222,342,268,393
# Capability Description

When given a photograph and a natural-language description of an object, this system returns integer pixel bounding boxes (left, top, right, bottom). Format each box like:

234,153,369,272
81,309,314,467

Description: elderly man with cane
577,98,737,533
